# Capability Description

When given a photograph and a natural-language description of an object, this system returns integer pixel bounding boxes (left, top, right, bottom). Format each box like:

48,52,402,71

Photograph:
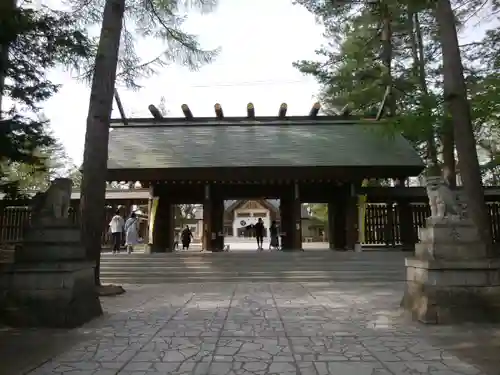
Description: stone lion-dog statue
30,178,72,223
425,176,465,220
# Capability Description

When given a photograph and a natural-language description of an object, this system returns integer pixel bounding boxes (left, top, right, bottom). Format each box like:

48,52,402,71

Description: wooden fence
2,202,500,247
362,202,500,246
0,206,116,246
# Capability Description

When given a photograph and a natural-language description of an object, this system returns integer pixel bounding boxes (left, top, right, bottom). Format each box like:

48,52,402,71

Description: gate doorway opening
301,203,329,250
222,199,278,251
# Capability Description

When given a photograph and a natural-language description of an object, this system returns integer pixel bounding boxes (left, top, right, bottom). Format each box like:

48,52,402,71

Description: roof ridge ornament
247,102,255,119
148,104,163,119
181,104,193,120
309,102,321,118
278,103,287,118
214,103,224,119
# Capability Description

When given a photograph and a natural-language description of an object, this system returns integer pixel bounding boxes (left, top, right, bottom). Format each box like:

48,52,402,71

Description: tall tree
79,0,219,286
0,5,90,196
295,0,498,248
80,0,125,286
434,0,492,248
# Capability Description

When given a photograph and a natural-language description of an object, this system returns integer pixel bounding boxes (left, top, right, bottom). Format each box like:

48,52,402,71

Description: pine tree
78,0,219,285
0,5,91,197
295,0,500,248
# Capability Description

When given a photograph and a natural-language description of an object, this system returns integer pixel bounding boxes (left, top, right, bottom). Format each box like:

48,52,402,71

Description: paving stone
214,337,293,362
383,361,482,374
362,336,459,362
21,282,493,375
297,361,392,375
208,361,298,375
157,321,224,337
133,337,217,362
290,337,376,361
222,319,286,337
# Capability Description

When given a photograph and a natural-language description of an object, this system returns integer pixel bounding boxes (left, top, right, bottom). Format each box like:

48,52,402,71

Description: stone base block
402,257,500,324
146,244,170,253
16,225,85,262
0,262,102,328
416,218,487,260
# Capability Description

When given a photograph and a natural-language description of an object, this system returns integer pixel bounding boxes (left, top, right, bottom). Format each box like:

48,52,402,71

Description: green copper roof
107,119,423,170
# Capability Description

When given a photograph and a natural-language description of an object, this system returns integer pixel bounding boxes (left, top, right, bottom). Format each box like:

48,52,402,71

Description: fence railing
0,206,114,246
2,201,500,247
361,202,500,246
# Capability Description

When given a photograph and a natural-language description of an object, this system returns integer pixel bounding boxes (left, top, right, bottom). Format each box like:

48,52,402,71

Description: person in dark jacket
269,220,279,250
254,218,265,250
181,225,193,250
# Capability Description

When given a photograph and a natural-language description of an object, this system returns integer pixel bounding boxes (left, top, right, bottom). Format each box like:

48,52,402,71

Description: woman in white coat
124,212,139,254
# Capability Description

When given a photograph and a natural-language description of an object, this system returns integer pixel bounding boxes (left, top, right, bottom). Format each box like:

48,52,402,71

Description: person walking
124,212,139,254
269,220,280,251
254,218,265,251
109,210,124,254
173,231,180,251
181,225,193,250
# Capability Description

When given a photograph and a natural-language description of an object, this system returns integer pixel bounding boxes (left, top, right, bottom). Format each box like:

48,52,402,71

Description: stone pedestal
0,221,102,328
146,244,166,253
0,262,102,328
415,218,488,260
402,217,500,324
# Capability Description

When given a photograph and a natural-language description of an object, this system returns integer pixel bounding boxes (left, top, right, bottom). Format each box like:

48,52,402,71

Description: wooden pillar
166,203,175,252
327,201,336,250
149,197,168,252
211,198,224,251
0,202,4,244
146,193,153,244
345,183,358,250
280,199,291,250
395,178,415,251
203,184,212,251
333,200,347,249
280,182,302,251
398,199,415,251
385,200,395,247
148,187,173,253
292,182,302,249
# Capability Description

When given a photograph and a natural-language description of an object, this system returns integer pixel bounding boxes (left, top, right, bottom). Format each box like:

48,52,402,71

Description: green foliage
308,203,327,222
174,204,199,227
2,138,72,192
67,165,83,189
2,7,90,107
71,0,220,88
294,0,500,184
0,5,91,196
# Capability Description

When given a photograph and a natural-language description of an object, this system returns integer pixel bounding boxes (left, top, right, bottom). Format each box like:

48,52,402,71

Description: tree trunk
441,112,456,188
434,0,493,251
409,10,439,166
80,0,125,286
0,0,17,115
380,3,395,117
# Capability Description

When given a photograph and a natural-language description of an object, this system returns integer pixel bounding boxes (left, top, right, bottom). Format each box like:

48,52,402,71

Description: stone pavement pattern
21,282,498,375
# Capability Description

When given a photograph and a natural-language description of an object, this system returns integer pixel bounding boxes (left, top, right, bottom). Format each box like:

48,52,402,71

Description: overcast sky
38,0,497,165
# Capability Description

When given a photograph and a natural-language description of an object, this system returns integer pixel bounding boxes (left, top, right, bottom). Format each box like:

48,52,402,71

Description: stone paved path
19,282,500,375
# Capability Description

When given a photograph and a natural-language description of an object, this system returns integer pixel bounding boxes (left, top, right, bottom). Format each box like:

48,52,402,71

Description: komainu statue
425,176,465,220
31,178,72,223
